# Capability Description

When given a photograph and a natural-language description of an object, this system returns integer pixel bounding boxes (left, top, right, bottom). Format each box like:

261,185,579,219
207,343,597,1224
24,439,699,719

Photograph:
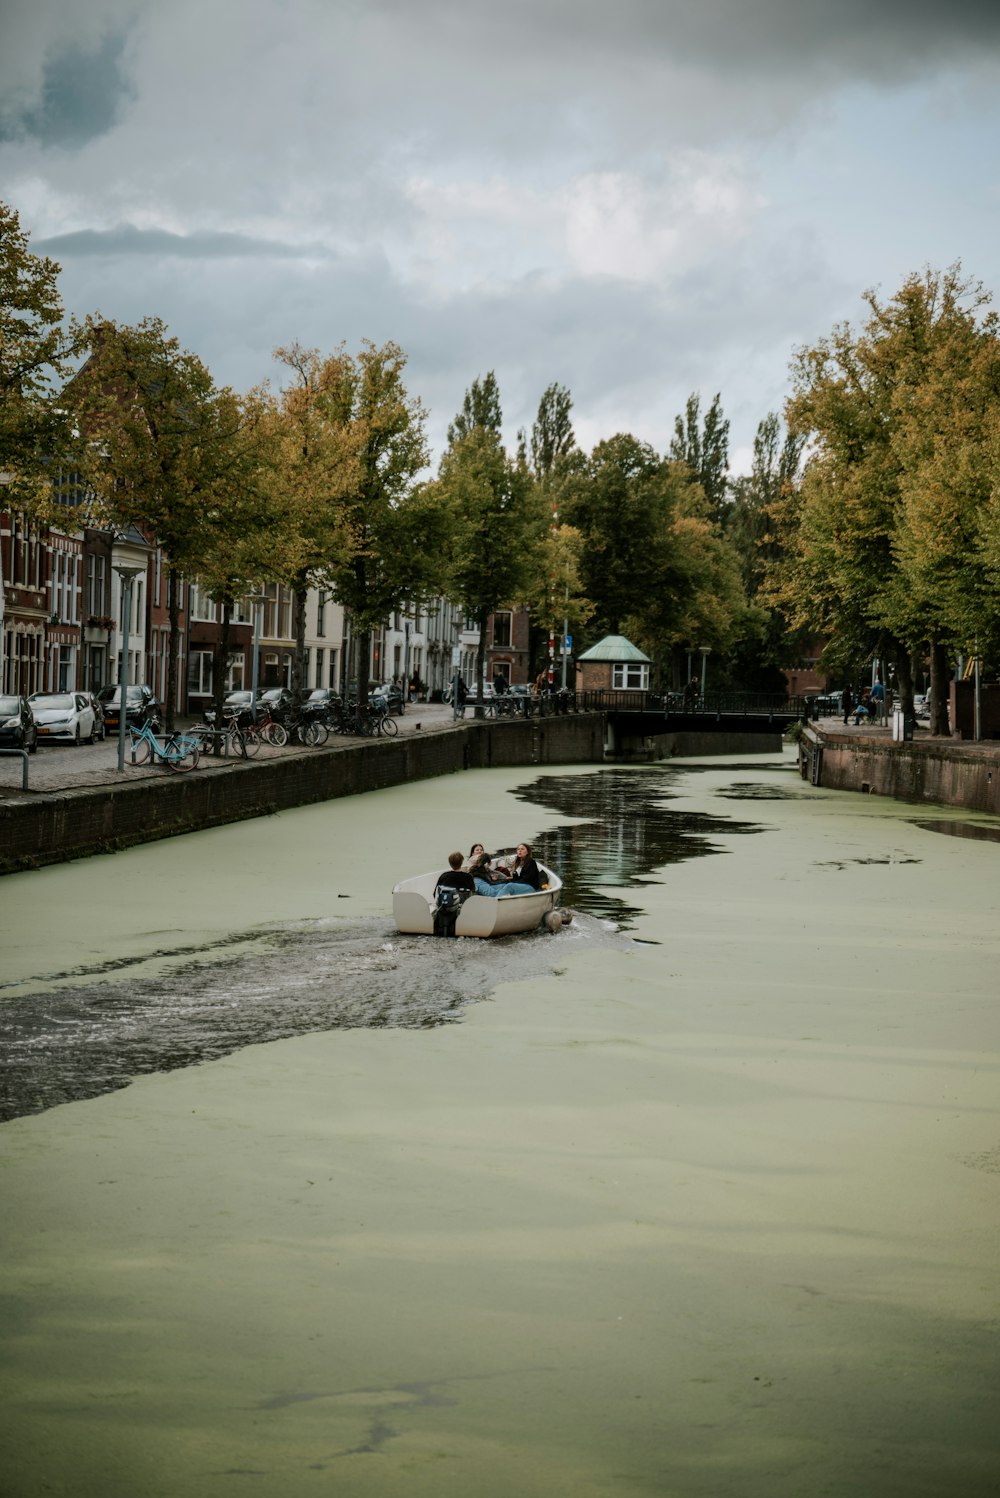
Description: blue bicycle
127,720,201,772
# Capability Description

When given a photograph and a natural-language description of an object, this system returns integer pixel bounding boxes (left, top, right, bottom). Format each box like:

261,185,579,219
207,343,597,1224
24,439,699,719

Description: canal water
1,749,998,1497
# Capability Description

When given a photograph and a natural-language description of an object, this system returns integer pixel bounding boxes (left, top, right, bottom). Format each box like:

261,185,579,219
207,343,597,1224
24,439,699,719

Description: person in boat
464,842,537,898
437,851,476,895
509,841,542,890
463,842,490,872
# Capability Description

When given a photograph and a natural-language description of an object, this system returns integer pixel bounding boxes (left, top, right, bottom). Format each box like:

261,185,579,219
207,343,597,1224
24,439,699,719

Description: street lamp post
699,646,711,702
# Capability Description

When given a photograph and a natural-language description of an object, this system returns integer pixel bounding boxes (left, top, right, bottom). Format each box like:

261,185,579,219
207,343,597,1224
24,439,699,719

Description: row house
2,493,539,709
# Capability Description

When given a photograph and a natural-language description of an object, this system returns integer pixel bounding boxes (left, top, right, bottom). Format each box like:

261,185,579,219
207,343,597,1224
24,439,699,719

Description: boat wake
0,911,624,1123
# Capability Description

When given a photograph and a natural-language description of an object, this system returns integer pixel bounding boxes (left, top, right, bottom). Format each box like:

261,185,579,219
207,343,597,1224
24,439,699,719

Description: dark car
97,683,161,731
369,681,404,715
260,686,297,716
0,693,39,754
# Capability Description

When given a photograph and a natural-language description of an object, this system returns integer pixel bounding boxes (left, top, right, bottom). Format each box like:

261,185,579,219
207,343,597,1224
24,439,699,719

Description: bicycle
127,720,200,772
194,714,266,759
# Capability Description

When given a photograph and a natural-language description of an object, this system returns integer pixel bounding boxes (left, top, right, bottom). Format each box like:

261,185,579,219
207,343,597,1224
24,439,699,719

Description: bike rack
0,748,30,790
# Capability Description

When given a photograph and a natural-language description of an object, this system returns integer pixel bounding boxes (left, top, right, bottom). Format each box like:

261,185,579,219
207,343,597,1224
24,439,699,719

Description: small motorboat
393,864,562,938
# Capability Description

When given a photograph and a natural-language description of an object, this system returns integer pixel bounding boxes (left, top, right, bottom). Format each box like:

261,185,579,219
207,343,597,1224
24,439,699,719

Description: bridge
573,689,808,736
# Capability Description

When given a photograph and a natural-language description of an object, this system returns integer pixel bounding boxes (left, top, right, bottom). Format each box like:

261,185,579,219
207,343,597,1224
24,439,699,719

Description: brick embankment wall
803,724,1000,816
0,715,604,874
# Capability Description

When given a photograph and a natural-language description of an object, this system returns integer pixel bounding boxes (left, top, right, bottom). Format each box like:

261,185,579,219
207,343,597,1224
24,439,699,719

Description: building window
187,650,213,695
328,649,338,689
612,662,649,690
317,590,326,637
493,612,512,648
315,648,324,688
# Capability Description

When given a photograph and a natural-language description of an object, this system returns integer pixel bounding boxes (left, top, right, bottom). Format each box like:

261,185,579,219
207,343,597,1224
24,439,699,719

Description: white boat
393,864,562,938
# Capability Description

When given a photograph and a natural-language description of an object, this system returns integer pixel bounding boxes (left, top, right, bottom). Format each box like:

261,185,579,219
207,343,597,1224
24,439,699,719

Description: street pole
113,566,141,773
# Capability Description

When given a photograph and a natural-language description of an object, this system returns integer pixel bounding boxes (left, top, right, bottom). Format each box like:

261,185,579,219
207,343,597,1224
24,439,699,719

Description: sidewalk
813,716,1000,757
0,702,463,802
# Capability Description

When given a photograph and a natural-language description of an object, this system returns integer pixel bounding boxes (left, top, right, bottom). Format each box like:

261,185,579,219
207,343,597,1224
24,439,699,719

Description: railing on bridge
477,688,810,722
576,689,807,718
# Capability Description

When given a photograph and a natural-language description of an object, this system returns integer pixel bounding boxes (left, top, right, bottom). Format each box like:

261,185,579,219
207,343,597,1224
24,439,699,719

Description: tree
70,316,256,727
264,343,360,701
530,382,576,481
723,413,807,691
560,434,681,640
446,370,502,446
669,391,730,523
769,266,1000,731
316,341,443,699
0,199,70,510
437,374,547,696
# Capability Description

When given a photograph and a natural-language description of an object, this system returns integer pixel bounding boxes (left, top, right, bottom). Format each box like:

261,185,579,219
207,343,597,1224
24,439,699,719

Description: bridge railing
577,689,807,717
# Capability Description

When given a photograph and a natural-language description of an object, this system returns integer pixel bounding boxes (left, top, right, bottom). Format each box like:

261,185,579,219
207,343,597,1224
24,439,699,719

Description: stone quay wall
0,715,784,875
804,723,1000,816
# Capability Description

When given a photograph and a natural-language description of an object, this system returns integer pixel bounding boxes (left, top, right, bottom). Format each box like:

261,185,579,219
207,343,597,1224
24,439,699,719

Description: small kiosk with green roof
575,635,651,694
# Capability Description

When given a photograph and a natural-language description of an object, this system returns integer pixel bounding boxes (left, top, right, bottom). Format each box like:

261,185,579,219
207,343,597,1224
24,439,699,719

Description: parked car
0,693,39,754
97,684,161,731
260,686,297,716
29,691,98,745
302,688,340,712
368,681,404,715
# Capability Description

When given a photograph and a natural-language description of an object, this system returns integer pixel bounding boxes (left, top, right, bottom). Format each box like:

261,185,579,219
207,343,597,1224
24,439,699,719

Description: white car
29,691,99,746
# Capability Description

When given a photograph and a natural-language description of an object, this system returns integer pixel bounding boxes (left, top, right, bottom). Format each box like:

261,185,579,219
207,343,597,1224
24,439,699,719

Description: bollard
0,747,30,790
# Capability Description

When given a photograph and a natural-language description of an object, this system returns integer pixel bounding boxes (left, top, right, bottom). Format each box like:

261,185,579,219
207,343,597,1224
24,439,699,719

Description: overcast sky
3,0,1000,470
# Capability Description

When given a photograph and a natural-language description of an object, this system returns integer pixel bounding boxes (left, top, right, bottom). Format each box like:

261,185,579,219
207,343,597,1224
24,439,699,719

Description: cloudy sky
3,0,1000,469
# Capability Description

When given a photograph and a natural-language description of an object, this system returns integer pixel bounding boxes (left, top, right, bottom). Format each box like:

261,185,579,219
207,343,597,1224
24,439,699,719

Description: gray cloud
35,225,329,259
0,27,134,146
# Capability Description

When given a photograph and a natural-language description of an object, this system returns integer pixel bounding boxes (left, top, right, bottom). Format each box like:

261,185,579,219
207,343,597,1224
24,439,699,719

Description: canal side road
0,701,463,802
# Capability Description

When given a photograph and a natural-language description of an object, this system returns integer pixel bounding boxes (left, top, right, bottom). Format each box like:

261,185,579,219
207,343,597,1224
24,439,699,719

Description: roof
576,634,651,664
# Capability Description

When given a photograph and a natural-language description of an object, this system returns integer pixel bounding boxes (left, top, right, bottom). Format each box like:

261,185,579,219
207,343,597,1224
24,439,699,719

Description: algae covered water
1,751,999,1497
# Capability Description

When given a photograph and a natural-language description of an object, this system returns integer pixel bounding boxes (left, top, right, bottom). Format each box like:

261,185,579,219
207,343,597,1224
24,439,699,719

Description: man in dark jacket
434,852,475,937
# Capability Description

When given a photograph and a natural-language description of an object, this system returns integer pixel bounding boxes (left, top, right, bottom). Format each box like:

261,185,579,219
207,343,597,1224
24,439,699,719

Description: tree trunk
356,627,371,703
894,650,914,718
166,565,181,732
929,640,950,736
291,582,308,702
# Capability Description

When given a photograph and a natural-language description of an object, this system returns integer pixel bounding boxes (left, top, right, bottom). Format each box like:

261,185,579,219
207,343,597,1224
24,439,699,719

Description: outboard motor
433,884,464,938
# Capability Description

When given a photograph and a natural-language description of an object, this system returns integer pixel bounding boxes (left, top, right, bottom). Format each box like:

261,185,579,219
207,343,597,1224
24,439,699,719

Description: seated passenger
436,851,476,897
509,841,542,891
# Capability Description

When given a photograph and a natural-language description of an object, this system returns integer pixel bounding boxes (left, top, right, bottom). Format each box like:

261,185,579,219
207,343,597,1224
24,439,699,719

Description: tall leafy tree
769,266,1000,730
437,374,546,697
560,434,681,640
317,341,443,699
70,316,255,727
446,370,502,446
530,382,576,481
0,199,70,510
668,391,730,522
265,343,359,701
724,413,807,691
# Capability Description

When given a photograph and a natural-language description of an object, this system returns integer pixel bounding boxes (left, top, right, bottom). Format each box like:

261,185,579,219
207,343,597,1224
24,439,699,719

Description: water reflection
913,819,1000,845
514,766,767,926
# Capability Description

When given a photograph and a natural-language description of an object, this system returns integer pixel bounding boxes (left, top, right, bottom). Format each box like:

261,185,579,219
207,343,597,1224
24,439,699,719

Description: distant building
576,635,650,693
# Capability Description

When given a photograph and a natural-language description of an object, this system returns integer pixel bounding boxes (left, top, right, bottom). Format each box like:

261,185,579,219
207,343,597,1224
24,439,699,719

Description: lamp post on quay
699,645,711,703
111,528,152,773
